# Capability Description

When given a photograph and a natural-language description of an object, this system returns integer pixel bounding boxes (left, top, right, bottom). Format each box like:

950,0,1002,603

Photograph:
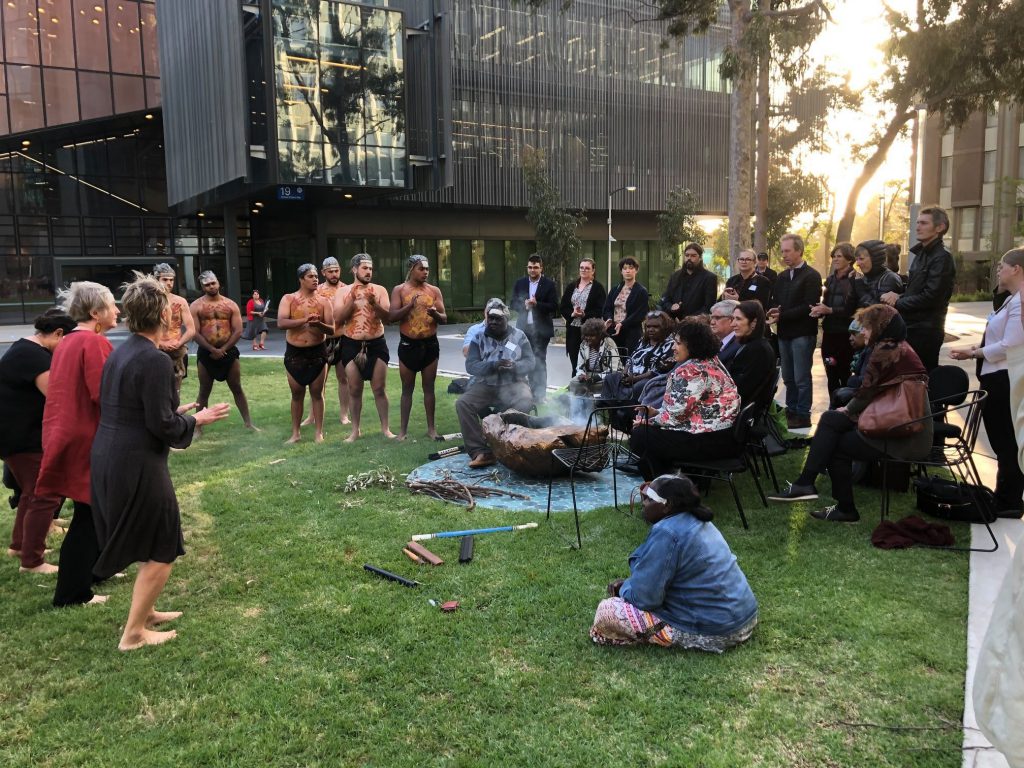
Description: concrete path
3,302,1020,765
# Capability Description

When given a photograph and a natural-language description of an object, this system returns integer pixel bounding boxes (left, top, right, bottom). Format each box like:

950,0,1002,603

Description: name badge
505,341,518,353
749,285,758,292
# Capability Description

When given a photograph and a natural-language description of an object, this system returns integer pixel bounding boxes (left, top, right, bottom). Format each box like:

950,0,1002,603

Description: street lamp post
607,184,638,288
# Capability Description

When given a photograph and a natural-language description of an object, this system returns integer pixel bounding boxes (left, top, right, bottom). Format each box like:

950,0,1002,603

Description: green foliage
0,358,971,767
657,187,706,249
765,170,825,251
521,147,586,287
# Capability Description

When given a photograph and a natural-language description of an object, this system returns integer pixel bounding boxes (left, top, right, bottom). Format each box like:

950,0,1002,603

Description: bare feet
285,434,301,444
395,432,407,441
426,431,440,440
146,610,182,627
382,430,397,439
314,432,325,444
340,416,351,425
300,415,313,427
86,594,109,605
119,627,177,651
344,429,361,443
6,548,20,558
49,523,67,537
245,423,262,432
20,562,58,574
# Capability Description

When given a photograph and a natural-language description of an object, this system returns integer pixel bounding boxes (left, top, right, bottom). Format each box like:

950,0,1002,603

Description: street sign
277,185,305,201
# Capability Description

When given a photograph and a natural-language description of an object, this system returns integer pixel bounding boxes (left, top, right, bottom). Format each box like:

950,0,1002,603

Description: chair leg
727,474,749,530
763,452,780,493
546,474,555,521
745,456,768,508
569,468,582,550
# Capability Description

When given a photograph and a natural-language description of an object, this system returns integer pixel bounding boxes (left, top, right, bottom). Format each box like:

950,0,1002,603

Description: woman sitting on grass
568,318,621,396
591,474,758,651
91,274,229,651
768,303,932,523
629,321,741,481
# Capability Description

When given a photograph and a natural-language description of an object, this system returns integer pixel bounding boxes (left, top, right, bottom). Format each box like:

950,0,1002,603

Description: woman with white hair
36,281,119,606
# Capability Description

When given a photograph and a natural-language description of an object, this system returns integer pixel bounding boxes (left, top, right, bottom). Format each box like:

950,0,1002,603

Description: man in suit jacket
767,234,822,429
711,299,741,365
510,253,559,403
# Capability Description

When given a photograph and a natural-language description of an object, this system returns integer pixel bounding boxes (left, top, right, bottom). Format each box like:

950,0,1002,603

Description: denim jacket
619,513,757,636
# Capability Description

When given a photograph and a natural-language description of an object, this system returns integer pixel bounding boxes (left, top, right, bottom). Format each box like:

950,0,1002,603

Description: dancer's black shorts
284,342,328,387
340,335,390,380
397,334,440,373
197,344,239,382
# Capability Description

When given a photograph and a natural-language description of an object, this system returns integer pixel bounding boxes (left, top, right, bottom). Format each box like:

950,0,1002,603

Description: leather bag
857,376,928,439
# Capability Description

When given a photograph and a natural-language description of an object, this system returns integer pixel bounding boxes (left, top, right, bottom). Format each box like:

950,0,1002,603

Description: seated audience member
603,257,650,355
830,317,870,407
711,299,740,365
455,299,535,468
568,318,621,396
725,300,776,406
600,310,676,404
768,304,932,523
590,474,758,651
629,321,741,480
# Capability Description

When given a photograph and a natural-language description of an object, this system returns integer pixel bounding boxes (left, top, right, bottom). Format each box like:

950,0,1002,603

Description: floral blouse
654,358,740,433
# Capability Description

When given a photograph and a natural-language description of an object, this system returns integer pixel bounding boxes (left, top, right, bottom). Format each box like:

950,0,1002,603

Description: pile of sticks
406,472,530,509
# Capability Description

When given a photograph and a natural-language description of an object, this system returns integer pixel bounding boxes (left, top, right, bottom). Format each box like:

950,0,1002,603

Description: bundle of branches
406,471,530,510
343,467,397,493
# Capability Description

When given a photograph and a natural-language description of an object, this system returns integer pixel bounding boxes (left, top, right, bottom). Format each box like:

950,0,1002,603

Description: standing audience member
811,243,861,397
659,243,717,320
590,475,757,651
710,299,740,365
880,206,955,372
510,254,558,403
189,271,258,431
755,252,777,282
767,234,822,429
244,289,270,351
559,258,606,377
153,263,196,391
390,255,447,440
722,249,772,309
603,257,650,355
91,274,229,651
456,299,535,468
333,254,394,442
629,322,741,480
769,304,932,523
36,282,119,606
855,239,903,306
1,309,76,574
277,264,335,444
950,249,1024,517
885,243,907,287
725,300,776,406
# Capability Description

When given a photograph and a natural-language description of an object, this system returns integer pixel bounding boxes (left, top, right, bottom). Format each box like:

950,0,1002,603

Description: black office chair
928,365,970,441
672,402,768,530
879,390,998,553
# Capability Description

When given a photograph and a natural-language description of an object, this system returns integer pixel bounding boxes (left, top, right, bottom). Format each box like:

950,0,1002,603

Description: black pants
53,500,99,607
905,325,944,373
630,424,738,481
821,331,854,396
795,410,886,514
565,325,582,377
979,370,1024,511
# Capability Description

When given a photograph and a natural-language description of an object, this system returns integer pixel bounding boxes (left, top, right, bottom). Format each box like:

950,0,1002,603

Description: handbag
914,476,996,523
857,376,928,439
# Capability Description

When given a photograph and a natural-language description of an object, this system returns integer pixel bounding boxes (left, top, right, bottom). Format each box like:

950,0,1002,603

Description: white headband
643,484,668,504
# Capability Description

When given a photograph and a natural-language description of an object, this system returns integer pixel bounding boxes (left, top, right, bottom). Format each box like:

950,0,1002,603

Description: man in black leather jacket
880,206,955,372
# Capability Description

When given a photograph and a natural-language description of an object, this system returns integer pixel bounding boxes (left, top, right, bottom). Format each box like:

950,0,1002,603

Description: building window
958,206,977,242
981,206,994,238
940,156,952,188
983,150,997,183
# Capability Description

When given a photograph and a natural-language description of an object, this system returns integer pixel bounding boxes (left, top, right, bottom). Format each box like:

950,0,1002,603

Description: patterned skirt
590,597,757,653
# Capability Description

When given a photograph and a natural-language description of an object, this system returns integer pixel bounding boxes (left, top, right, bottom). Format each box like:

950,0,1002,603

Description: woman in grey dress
92,274,229,651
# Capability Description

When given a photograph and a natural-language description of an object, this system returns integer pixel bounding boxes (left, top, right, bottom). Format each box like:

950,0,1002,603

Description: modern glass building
0,0,731,323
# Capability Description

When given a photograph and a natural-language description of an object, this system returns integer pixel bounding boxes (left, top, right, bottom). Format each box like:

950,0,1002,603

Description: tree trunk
727,0,754,263
753,48,770,255
835,108,916,243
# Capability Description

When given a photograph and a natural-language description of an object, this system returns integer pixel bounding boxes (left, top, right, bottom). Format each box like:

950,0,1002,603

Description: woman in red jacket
36,281,120,606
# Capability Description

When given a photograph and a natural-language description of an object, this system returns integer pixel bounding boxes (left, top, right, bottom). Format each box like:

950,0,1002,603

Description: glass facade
0,0,160,136
270,0,406,187
0,122,250,323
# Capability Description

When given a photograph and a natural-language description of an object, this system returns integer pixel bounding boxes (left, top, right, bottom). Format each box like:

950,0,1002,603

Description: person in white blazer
950,248,1024,516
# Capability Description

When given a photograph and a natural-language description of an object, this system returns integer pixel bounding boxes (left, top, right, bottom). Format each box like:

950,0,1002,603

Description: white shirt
980,292,1023,376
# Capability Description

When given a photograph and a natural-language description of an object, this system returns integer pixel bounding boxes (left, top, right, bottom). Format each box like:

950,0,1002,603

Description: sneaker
767,482,819,502
810,505,860,523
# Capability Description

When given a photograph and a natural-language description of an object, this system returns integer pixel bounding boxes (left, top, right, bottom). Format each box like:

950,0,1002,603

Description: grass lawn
1,358,970,767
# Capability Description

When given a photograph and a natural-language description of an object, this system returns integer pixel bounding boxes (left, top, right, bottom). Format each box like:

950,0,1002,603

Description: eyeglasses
645,311,663,318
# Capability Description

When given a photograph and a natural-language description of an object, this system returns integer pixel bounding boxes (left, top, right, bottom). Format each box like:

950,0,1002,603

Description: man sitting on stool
456,298,536,468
